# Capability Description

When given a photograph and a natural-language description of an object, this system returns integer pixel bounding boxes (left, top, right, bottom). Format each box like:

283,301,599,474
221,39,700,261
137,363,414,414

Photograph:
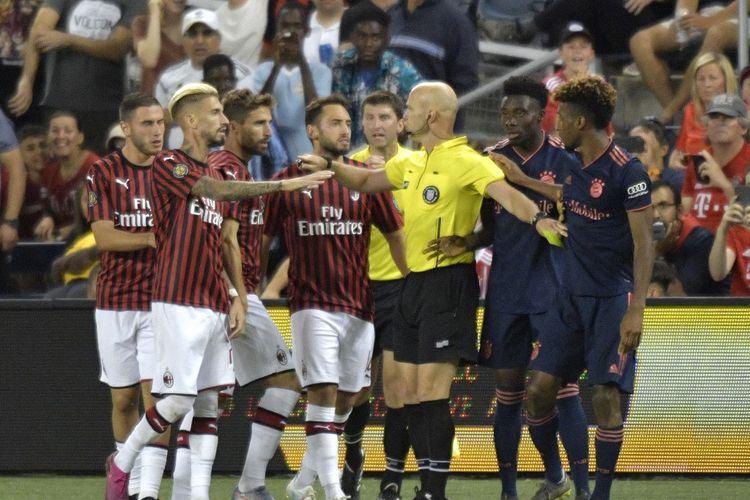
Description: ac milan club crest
162,369,174,388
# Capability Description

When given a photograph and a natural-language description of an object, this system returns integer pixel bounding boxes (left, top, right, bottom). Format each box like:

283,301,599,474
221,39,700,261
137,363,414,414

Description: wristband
228,288,239,299
530,211,548,227
1,218,18,229
325,157,333,170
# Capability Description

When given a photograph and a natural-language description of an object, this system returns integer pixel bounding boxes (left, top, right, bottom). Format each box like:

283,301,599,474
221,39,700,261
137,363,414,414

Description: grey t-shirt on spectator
41,0,142,111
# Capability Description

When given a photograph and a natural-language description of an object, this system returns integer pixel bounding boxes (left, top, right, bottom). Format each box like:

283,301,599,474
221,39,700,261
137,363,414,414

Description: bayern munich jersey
563,141,651,296
87,150,155,311
150,149,230,313
209,150,265,293
486,134,578,313
263,159,403,321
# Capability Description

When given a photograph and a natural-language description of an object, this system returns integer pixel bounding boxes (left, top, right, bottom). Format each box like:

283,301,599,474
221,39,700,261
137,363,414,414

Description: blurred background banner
1,298,748,474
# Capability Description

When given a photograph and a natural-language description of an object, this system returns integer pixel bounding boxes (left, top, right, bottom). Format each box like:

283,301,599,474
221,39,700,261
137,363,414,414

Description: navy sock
592,424,624,500
381,406,410,492
527,409,563,484
422,399,453,500
343,400,370,470
406,403,430,490
493,386,525,497
557,385,590,494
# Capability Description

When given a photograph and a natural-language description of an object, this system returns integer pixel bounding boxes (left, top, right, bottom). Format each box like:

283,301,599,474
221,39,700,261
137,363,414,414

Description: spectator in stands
541,22,596,134
338,0,397,44
242,0,331,162
653,180,728,295
629,118,684,191
388,0,479,96
303,0,345,66
331,3,422,147
217,0,269,68
45,185,98,298
203,53,238,98
629,0,738,123
0,0,42,124
154,8,252,109
682,94,750,233
740,64,750,110
484,0,669,55
36,111,99,241
669,52,736,171
16,124,47,239
648,258,682,297
132,0,187,96
0,109,25,252
709,195,750,295
8,0,141,153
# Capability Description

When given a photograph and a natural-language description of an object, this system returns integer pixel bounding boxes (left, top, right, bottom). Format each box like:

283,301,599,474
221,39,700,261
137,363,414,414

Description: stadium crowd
1,1,750,500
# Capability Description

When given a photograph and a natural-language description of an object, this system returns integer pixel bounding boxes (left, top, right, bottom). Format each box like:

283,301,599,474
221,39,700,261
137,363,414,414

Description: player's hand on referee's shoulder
424,235,469,263
489,152,525,184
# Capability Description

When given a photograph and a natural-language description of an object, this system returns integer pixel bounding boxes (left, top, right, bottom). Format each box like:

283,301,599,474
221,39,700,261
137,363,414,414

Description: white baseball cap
181,9,220,36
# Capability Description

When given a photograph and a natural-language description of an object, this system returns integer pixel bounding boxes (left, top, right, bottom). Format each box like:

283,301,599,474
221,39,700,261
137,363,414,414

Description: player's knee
193,390,220,419
111,388,139,414
157,394,196,422
592,385,622,424
525,379,557,416
268,370,302,392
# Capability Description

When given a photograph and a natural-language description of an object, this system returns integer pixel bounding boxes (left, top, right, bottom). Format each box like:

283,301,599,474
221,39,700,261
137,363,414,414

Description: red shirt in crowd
725,224,750,296
40,151,99,228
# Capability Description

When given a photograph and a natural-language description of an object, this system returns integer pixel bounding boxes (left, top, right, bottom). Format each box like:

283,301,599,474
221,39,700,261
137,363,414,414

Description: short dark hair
635,117,669,147
222,89,275,124
278,0,309,27
119,93,161,122
652,179,681,207
305,94,350,126
503,75,548,109
17,124,46,142
349,2,390,30
203,53,235,80
361,90,404,119
554,76,616,129
47,110,80,131
651,258,677,292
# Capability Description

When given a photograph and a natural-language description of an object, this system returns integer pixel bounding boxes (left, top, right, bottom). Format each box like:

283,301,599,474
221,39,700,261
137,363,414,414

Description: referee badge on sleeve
422,185,440,204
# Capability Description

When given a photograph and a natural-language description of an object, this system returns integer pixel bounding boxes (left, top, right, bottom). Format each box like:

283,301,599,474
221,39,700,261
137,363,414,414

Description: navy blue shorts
372,278,403,356
393,264,479,365
479,310,553,370
529,291,636,393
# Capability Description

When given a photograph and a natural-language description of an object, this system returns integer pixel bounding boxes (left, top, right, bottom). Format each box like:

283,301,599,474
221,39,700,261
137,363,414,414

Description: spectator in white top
303,0,345,66
217,0,270,68
154,8,251,108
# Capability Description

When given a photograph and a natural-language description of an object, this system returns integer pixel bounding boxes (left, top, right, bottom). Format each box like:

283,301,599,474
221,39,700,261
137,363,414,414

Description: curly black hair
554,76,616,129
503,75,548,109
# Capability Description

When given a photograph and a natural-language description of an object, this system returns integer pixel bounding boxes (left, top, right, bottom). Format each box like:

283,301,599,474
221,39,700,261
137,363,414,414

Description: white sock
129,451,142,497
190,433,218,500
171,412,193,500
138,445,167,499
306,404,340,495
296,447,317,487
115,418,160,472
238,388,299,492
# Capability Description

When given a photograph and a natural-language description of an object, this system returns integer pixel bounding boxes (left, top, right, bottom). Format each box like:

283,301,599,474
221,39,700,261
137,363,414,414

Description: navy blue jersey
485,134,578,313
563,141,651,296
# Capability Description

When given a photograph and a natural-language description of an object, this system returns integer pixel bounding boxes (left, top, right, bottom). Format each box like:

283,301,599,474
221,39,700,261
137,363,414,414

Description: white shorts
150,302,235,396
96,309,155,387
231,294,295,386
291,309,374,393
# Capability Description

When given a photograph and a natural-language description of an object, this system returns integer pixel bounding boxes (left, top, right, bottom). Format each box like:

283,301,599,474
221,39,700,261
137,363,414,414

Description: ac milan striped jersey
208,149,264,293
151,149,230,313
87,150,155,311
263,159,403,321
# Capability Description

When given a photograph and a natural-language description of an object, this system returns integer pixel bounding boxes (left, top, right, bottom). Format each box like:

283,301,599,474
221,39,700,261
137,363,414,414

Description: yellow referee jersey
351,144,412,281
384,136,504,273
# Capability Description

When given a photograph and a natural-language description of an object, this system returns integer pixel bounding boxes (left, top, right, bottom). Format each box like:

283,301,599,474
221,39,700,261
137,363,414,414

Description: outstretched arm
191,171,333,201
297,154,395,192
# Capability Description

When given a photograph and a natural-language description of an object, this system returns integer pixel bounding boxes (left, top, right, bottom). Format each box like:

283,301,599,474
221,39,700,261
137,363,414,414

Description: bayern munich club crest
422,185,440,204
172,163,189,179
162,369,174,388
590,178,605,198
276,347,288,366
540,170,556,183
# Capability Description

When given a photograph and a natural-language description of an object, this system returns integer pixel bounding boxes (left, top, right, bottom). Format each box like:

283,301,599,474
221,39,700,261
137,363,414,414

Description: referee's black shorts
372,278,404,357
393,264,479,365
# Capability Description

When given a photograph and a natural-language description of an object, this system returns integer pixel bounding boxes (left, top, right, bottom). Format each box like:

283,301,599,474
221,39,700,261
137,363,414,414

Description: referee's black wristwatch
530,211,548,227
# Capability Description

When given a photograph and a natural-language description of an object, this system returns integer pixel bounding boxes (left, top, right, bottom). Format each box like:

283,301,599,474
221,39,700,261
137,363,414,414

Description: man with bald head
299,81,566,500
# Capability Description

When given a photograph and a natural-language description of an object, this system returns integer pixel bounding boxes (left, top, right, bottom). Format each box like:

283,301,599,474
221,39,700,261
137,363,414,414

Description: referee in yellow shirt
299,81,567,500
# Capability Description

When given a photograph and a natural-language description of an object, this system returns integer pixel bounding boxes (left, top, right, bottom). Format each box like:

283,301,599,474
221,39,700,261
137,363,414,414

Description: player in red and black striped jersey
265,95,407,500
106,83,333,500
209,89,304,500
87,93,169,499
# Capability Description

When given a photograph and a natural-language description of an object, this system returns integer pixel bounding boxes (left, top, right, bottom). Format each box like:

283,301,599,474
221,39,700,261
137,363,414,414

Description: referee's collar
429,136,467,152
